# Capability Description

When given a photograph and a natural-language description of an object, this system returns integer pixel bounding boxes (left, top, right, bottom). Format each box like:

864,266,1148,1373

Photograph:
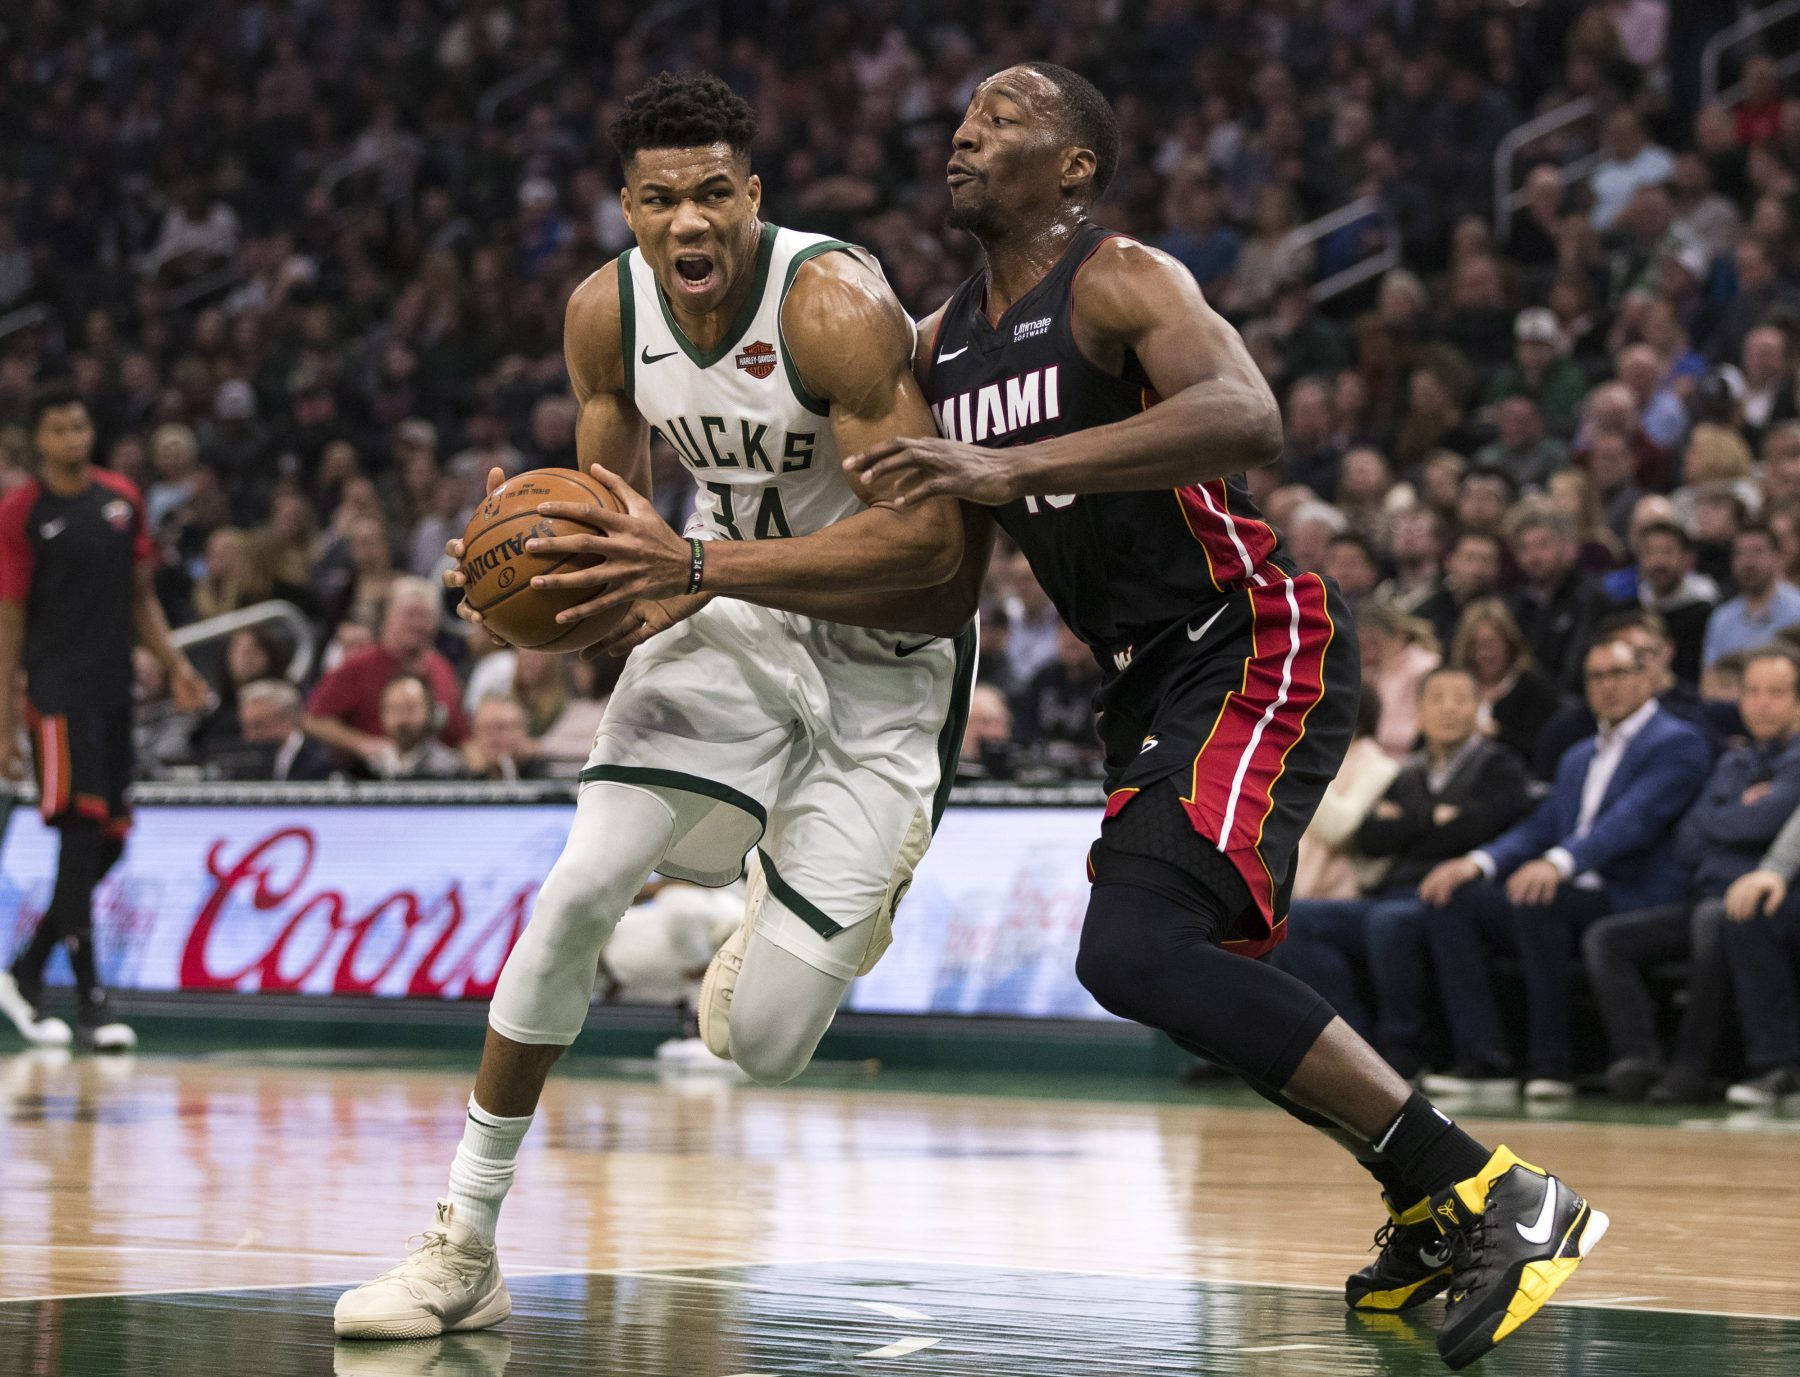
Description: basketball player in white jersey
335,73,982,1340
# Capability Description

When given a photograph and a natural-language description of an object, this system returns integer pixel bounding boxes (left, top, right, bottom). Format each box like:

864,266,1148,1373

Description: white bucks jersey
619,225,868,542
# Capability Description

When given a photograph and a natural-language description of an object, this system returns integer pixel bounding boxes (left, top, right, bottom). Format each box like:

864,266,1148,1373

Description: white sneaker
0,972,73,1047
1419,1070,1517,1097
333,1201,511,1339
1523,1077,1577,1101
83,1020,137,1053
697,921,748,1060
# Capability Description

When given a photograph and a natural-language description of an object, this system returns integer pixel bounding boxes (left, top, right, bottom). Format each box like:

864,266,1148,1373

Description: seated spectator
1156,171,1240,298
1323,532,1382,608
1720,325,1797,453
1358,603,1440,760
1417,637,1712,1098
1416,529,1504,650
132,647,200,778
1455,466,1518,540
1583,647,1800,1104
1671,423,1761,534
1691,484,1749,592
958,683,1015,781
1589,108,1676,233
1704,524,1800,668
1373,507,1444,621
191,626,285,757
1473,394,1568,490
1291,687,1399,903
189,527,275,622
461,694,545,781
1278,376,1342,497
208,679,338,782
1701,650,1749,706
536,656,616,776
307,576,468,770
315,513,401,636
359,674,467,781
1279,668,1531,1076
1720,800,1800,1107
1546,468,1625,573
1617,521,1718,686
1585,429,1648,545
1536,609,1728,778
1483,309,1588,435
1449,597,1563,768
1010,624,1103,773
1505,505,1609,693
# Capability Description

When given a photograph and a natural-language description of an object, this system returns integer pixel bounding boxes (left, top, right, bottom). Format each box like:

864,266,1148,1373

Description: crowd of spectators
5,4,1800,1091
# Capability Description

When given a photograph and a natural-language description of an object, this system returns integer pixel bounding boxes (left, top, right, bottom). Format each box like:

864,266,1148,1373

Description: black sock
1374,1092,1493,1197
1357,1151,1430,1207
66,934,101,1008
27,820,107,1006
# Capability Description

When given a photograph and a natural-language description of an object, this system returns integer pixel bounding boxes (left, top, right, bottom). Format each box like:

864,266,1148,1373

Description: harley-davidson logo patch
735,339,777,379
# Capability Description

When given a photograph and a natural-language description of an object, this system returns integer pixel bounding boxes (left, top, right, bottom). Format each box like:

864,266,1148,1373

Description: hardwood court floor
2,1049,1797,1375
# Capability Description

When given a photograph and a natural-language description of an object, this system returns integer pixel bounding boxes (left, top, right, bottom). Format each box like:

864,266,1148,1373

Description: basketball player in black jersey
0,386,210,1052
846,64,1606,1371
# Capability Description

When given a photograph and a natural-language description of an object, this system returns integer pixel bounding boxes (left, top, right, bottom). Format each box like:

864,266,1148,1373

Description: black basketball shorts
25,699,134,836
1087,574,1359,956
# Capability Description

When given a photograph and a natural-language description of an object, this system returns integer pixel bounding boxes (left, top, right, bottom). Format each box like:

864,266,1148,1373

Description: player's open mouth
673,253,717,295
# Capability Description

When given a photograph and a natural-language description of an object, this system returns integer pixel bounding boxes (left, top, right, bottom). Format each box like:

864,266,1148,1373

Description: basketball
458,467,630,652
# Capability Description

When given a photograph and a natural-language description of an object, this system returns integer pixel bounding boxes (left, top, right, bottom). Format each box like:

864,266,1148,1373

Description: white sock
445,1095,533,1246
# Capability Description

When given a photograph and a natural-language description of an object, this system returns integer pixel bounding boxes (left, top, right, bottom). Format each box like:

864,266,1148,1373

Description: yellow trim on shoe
1353,1269,1454,1312
1391,1195,1434,1227
1451,1144,1543,1217
1488,1205,1610,1344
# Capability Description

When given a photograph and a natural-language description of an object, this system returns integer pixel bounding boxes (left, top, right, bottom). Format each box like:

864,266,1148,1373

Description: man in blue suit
1415,637,1713,1099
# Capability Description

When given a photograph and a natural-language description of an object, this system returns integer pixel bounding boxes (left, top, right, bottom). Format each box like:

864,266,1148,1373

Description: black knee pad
1079,881,1336,1087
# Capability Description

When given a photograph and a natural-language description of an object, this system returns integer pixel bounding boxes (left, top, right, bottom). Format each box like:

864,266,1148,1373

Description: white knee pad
725,932,850,1086
488,784,676,1045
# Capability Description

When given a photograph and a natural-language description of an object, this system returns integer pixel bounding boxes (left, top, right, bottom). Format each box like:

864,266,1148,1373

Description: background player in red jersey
847,65,1606,1372
0,386,210,1050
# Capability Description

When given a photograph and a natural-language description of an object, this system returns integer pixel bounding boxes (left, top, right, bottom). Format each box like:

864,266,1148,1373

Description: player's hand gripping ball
458,468,631,652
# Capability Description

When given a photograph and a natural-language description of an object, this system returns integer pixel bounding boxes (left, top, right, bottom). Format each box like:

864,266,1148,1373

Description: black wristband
685,537,706,595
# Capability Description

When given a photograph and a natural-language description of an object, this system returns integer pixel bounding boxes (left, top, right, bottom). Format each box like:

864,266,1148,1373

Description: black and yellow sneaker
1427,1145,1609,1371
1345,1194,1454,1313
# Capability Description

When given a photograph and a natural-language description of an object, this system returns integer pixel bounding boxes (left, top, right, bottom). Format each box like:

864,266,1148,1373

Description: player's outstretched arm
844,240,1281,505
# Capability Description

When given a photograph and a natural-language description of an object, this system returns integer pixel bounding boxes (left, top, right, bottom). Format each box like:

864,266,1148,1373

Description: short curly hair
608,72,757,170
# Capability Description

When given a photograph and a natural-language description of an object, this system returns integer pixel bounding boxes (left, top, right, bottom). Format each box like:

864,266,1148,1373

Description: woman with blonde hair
1450,597,1564,766
1547,467,1626,570
1673,422,1760,530
1357,601,1441,758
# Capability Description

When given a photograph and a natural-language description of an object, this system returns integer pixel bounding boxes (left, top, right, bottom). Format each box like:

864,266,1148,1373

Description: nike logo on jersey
1187,606,1227,643
1515,1176,1560,1245
39,518,66,540
895,638,935,657
641,346,677,364
936,345,970,363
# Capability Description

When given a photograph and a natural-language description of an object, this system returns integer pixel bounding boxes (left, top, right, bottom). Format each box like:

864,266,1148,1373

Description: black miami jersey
0,469,150,710
920,223,1357,953
0,469,151,830
922,221,1294,680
